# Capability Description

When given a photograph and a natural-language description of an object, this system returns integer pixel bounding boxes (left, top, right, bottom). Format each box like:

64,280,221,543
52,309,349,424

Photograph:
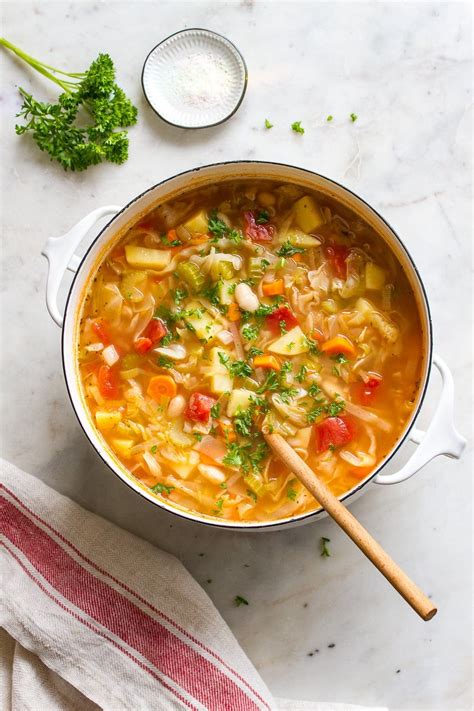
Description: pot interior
62,162,432,530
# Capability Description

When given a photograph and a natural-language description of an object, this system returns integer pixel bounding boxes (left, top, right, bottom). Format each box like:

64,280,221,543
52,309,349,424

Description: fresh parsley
241,323,259,342
157,355,173,368
234,595,249,606
331,352,349,364
287,482,298,500
350,113,358,122
210,403,221,419
256,210,270,224
320,537,331,557
151,482,174,496
208,210,243,244
291,120,305,134
2,39,137,171
295,364,308,383
247,489,257,503
326,115,334,122
276,241,306,258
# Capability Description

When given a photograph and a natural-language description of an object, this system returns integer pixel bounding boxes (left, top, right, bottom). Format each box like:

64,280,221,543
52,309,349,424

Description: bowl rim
141,28,249,130
61,160,433,531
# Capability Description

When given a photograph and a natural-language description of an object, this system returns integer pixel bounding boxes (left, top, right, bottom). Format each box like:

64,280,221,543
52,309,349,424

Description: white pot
42,162,466,530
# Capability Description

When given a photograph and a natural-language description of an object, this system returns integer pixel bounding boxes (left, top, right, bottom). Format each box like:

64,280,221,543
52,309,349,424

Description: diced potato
293,196,324,233
167,451,199,479
125,245,171,270
111,438,134,458
267,326,309,355
208,348,234,394
183,210,208,235
284,228,321,248
227,389,255,417
217,279,237,305
184,302,221,342
95,410,122,431
365,262,386,290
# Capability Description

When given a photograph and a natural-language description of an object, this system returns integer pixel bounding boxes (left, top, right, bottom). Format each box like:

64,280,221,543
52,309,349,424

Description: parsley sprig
208,210,243,244
1,38,137,171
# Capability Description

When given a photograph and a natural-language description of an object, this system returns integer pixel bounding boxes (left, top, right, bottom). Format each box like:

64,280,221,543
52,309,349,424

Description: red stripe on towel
1,494,262,711
1,542,196,710
2,485,269,710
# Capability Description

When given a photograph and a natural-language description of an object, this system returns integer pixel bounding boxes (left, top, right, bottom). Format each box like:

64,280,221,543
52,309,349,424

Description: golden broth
77,180,423,522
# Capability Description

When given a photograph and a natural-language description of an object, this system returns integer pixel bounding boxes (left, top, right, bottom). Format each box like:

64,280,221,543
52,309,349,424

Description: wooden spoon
265,433,437,621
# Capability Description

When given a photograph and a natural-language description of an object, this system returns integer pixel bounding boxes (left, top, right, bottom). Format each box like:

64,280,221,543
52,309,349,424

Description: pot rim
61,160,433,531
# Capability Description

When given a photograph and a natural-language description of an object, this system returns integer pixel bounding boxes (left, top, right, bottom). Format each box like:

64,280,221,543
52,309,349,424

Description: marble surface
1,2,472,709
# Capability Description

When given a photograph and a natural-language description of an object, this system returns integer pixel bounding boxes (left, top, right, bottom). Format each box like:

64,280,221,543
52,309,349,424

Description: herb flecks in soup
78,181,423,522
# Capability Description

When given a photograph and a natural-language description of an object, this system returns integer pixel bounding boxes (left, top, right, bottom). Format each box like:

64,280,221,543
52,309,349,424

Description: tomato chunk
266,306,299,333
185,393,216,423
92,318,111,346
97,365,120,399
134,337,153,355
325,244,349,279
243,211,275,242
143,318,168,343
355,377,381,406
315,416,352,451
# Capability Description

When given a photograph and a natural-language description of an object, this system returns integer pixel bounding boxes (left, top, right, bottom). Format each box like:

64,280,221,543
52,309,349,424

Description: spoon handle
265,433,437,621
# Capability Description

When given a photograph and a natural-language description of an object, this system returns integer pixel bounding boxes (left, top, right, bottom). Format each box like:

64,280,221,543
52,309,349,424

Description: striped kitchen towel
0,459,386,711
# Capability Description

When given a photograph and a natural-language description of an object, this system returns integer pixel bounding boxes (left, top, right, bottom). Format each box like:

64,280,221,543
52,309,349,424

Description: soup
77,180,423,522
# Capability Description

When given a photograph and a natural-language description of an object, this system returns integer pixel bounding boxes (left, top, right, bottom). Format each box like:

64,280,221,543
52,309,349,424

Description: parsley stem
0,38,81,92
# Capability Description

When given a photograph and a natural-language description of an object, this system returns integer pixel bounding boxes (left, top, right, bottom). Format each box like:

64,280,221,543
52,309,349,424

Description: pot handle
374,353,466,485
42,205,122,327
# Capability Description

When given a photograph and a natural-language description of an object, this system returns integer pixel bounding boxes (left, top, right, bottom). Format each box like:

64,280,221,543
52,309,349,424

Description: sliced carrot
320,335,356,357
147,375,177,401
218,422,237,443
167,228,178,241
292,252,302,262
253,354,281,371
189,233,210,245
228,302,241,321
262,279,284,296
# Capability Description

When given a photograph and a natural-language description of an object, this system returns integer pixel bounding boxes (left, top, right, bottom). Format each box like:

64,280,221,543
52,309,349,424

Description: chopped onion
339,450,376,467
154,343,187,361
102,344,120,366
216,330,234,345
143,452,162,477
197,463,226,485
85,342,104,352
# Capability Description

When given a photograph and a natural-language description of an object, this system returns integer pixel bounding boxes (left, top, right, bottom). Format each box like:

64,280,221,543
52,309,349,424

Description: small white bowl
142,28,248,129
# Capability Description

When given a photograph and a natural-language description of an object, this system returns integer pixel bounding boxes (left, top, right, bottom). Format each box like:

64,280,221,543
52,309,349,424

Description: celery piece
176,262,205,293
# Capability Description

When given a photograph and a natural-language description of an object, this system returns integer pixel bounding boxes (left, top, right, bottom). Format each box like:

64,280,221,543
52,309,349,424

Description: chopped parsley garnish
320,536,331,557
279,320,288,335
210,403,221,419
287,482,298,500
161,234,181,247
326,397,345,416
276,241,306,258
264,118,273,129
234,595,249,606
241,323,259,342
223,440,269,474
212,497,224,516
220,481,228,489
208,210,243,244
193,432,203,442
234,408,254,437
150,445,157,454
305,336,322,355
328,443,336,452
247,489,257,503
350,113,358,122
331,365,340,377
291,120,305,134
218,352,252,377
151,482,174,496
157,355,173,368
331,352,349,364
256,370,280,394
326,115,334,122
295,364,308,383
248,346,264,358
256,210,270,224
278,387,298,404
203,281,221,306
173,288,188,305
307,405,324,424
280,360,292,375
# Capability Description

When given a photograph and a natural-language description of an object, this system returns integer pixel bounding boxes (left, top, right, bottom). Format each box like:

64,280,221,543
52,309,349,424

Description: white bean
235,283,259,313
167,394,186,418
